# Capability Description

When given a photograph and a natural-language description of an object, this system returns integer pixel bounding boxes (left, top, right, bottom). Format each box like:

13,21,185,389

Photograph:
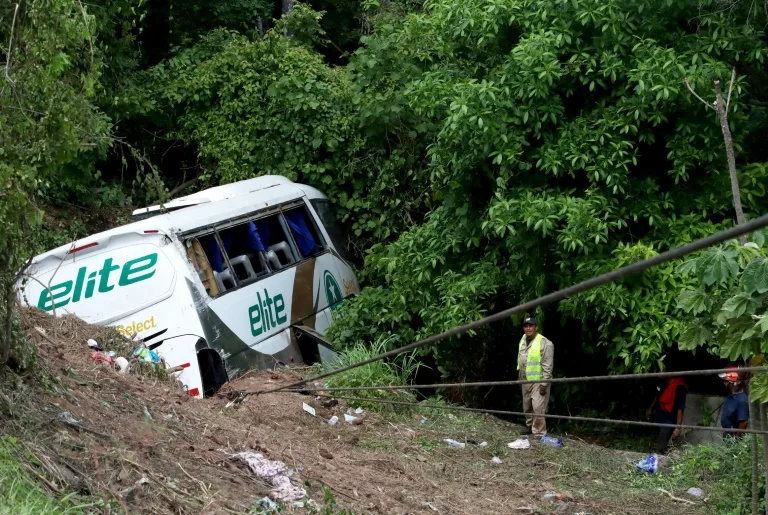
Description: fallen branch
658,488,696,505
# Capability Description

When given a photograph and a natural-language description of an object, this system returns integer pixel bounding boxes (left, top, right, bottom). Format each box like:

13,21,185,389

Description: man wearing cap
518,317,554,437
720,366,749,437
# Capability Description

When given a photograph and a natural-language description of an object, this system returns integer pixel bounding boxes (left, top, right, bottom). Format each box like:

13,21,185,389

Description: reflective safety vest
518,334,543,381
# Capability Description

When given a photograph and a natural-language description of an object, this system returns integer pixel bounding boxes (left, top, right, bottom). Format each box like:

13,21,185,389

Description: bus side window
186,238,220,297
198,233,239,295
254,213,298,270
218,221,270,284
283,205,325,259
309,199,348,259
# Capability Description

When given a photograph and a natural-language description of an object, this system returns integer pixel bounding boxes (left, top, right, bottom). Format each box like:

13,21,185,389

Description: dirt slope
0,311,703,514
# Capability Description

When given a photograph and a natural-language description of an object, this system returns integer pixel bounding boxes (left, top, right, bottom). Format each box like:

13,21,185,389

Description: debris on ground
234,452,306,502
508,438,531,449
539,435,564,448
0,309,707,515
344,413,362,425
444,438,466,448
327,415,339,425
302,402,317,416
686,487,705,498
491,456,503,464
636,454,659,473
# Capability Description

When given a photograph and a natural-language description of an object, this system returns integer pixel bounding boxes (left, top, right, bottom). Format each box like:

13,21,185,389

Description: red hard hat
719,366,742,384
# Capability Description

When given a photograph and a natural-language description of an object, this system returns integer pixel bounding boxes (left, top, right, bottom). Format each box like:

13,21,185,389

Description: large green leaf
676,289,710,315
678,323,712,350
721,293,759,319
697,247,740,286
740,257,768,294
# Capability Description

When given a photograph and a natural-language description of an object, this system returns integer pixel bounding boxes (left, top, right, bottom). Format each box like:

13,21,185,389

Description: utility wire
271,366,768,394
312,394,768,436
255,213,768,396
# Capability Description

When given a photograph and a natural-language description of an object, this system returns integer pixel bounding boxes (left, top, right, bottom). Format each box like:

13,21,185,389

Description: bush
317,336,422,410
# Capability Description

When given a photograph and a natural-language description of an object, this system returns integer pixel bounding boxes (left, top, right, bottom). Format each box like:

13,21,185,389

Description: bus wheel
197,349,228,397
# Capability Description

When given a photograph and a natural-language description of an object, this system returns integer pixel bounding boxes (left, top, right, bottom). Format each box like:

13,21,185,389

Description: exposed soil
0,310,705,514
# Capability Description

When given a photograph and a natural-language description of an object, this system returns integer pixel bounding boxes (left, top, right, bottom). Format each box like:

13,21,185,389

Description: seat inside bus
197,210,320,294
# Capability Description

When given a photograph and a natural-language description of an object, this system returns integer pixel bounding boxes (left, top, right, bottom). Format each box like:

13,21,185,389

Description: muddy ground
0,311,703,514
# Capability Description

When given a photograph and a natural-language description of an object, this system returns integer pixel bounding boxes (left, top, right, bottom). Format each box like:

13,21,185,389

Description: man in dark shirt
719,367,749,436
646,375,687,453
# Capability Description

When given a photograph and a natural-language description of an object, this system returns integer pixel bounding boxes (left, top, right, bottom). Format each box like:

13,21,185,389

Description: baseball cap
522,317,537,326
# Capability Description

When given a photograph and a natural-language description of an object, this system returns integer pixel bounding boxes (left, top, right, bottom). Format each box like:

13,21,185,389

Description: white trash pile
234,452,306,502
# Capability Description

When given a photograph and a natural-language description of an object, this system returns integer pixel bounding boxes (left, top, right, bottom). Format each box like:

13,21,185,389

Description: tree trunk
713,78,747,245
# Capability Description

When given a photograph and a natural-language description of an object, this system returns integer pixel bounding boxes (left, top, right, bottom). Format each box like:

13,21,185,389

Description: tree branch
726,67,736,113
684,78,715,110
4,3,20,87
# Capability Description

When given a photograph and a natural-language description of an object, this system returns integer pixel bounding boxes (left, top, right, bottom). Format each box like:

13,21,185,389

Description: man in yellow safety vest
518,316,554,437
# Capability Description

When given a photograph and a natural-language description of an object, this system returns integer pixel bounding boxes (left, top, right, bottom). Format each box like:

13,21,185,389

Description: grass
315,336,422,410
0,436,95,515
630,437,759,514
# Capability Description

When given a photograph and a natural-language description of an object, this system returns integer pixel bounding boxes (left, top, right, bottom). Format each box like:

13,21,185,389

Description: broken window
283,204,325,259
310,199,348,259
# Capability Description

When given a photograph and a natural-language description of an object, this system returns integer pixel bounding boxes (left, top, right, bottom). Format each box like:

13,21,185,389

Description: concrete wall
680,393,727,444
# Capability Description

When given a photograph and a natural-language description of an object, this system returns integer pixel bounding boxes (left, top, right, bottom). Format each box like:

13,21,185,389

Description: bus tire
197,349,228,397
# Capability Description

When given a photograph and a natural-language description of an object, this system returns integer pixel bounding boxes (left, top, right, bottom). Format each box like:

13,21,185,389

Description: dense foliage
2,0,768,388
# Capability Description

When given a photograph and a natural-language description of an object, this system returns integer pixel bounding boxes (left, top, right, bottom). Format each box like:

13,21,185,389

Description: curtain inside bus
284,210,318,257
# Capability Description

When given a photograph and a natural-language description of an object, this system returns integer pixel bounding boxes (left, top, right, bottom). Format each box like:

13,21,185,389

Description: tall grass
632,437,759,514
0,436,94,514
318,336,422,410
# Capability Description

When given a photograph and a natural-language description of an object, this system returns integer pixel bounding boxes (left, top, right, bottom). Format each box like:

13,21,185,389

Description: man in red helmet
720,366,749,437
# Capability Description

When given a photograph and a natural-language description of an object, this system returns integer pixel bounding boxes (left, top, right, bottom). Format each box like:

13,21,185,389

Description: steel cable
252,213,768,396
309,394,768,436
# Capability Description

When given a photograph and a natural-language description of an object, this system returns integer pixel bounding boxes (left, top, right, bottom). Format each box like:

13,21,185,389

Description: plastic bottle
443,439,466,448
539,435,564,448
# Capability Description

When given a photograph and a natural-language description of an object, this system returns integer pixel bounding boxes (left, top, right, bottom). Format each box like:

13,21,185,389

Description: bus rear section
17,231,208,397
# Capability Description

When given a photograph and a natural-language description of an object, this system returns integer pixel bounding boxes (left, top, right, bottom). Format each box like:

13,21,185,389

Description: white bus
17,176,359,397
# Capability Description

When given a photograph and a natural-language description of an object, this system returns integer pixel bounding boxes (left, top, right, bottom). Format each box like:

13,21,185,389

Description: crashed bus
17,176,359,397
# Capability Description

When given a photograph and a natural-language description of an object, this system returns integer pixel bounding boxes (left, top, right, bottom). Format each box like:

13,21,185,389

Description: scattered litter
686,487,704,498
270,475,307,502
256,496,278,511
635,454,659,473
444,439,466,449
58,411,81,425
447,414,458,420
133,347,161,363
477,441,488,448
106,351,117,359
118,476,149,502
34,326,47,335
302,403,316,417
321,399,338,408
87,338,102,351
327,416,339,425
542,493,563,501
422,501,439,512
491,456,503,464
143,406,153,420
354,407,364,414
420,417,428,425
539,435,564,448
234,452,306,502
507,438,531,449
344,414,362,425
164,414,174,421
114,356,129,373
90,351,113,364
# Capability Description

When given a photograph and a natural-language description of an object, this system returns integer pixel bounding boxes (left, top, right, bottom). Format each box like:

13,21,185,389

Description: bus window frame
182,199,331,299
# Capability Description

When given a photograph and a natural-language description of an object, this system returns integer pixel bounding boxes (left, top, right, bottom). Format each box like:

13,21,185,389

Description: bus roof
31,176,325,267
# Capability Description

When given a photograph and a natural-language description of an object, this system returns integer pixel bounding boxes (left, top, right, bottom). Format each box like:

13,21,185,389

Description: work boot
519,427,533,435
